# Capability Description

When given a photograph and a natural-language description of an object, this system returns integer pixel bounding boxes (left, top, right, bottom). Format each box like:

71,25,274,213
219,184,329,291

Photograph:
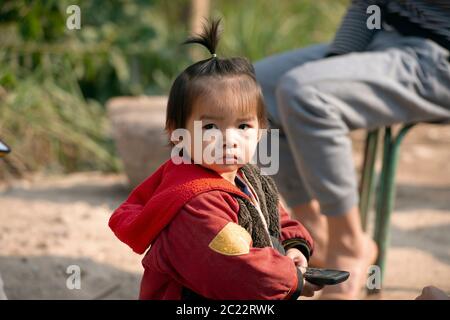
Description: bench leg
372,124,415,292
359,130,380,232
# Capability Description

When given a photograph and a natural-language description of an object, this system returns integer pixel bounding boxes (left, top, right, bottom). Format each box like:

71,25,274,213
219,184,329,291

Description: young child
109,19,321,300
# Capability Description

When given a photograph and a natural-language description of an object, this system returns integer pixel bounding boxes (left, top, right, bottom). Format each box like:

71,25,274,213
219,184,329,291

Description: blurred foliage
0,0,189,178
214,0,348,60
0,0,348,179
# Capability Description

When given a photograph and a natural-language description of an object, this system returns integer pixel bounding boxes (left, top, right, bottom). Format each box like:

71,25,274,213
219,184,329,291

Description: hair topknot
183,18,222,57
164,17,269,138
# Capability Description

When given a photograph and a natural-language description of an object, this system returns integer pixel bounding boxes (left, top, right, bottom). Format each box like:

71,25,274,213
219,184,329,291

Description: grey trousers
255,30,450,216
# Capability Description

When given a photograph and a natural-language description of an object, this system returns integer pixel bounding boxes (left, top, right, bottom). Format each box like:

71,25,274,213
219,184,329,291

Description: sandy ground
0,124,449,300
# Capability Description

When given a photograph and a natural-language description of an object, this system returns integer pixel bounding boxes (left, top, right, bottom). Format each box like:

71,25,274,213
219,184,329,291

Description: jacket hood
108,158,250,254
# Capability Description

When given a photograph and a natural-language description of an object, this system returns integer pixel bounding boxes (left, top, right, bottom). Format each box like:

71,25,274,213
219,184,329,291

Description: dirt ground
0,124,449,300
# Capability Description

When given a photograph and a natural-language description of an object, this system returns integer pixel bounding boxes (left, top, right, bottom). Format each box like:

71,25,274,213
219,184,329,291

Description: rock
106,96,171,188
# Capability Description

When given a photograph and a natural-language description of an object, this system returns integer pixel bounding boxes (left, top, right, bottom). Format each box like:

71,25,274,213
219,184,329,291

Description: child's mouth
221,154,238,164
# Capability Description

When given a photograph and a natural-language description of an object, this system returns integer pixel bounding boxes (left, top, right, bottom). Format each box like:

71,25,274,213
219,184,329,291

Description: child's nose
223,141,237,148
223,129,240,148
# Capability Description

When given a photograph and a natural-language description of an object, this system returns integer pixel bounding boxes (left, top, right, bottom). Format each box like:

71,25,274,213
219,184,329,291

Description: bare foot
415,286,450,300
292,200,328,267
319,234,378,300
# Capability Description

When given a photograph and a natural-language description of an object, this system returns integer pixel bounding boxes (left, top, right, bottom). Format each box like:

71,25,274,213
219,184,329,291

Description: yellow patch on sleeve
208,222,252,256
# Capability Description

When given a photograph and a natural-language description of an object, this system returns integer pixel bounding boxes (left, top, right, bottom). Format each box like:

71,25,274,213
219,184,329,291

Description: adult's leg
255,45,331,266
275,30,450,298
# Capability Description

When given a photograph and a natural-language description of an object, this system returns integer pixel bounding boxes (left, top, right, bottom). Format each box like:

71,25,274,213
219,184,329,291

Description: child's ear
167,129,173,144
257,128,264,142
167,128,180,148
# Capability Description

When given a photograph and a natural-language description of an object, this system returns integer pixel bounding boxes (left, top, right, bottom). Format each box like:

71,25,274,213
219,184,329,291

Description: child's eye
203,123,218,130
238,124,251,130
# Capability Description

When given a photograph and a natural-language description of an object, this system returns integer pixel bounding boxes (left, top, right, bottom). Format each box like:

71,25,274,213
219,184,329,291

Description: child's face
183,86,261,175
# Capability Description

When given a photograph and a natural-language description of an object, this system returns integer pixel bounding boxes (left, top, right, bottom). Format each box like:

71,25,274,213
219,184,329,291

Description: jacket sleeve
279,201,314,261
108,172,161,254
327,0,381,56
146,190,304,300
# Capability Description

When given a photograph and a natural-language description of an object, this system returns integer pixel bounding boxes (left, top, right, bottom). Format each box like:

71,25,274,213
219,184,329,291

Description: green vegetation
0,0,348,178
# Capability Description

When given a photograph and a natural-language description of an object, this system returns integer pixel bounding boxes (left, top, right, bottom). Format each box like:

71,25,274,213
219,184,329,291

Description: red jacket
109,158,314,300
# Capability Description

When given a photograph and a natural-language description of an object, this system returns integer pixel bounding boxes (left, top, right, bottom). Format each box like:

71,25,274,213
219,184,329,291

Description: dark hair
165,18,268,145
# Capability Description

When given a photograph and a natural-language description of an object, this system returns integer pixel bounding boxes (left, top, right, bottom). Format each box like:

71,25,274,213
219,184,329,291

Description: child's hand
286,248,308,268
298,266,324,297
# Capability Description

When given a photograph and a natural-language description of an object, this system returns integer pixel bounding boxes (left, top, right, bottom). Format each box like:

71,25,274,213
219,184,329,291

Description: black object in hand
304,267,350,286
